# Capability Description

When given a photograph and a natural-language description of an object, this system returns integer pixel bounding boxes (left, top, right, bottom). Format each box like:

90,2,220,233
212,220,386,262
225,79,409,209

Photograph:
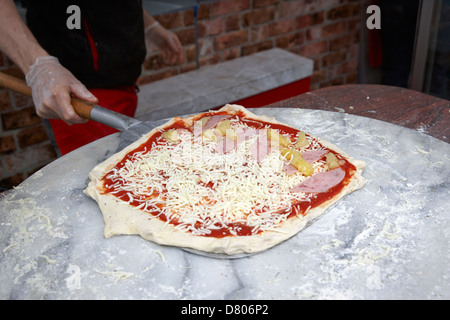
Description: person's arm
0,0,47,74
142,8,184,65
142,9,157,29
0,0,97,124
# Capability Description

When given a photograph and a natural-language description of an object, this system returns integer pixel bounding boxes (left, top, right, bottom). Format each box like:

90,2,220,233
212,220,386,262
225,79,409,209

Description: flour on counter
1,108,449,300
94,269,134,284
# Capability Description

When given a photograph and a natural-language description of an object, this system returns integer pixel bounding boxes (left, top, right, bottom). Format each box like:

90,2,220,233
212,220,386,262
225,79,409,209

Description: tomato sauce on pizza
99,109,357,238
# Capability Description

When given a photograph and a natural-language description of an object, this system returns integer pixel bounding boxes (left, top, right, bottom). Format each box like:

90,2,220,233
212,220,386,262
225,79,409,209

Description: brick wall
0,0,361,189
0,60,58,190
139,0,361,90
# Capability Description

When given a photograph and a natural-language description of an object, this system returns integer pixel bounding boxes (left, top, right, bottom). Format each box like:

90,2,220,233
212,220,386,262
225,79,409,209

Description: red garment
49,86,137,155
369,28,383,68
368,0,383,68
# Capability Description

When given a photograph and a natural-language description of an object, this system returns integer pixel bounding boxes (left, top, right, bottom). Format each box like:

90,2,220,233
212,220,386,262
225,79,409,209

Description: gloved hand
145,21,184,65
25,56,98,125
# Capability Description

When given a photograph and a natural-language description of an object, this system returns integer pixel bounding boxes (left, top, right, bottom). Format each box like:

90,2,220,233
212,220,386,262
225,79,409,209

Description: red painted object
83,19,99,71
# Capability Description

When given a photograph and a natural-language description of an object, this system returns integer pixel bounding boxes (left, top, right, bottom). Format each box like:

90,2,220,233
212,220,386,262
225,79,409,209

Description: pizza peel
0,73,365,260
0,71,165,152
0,72,254,259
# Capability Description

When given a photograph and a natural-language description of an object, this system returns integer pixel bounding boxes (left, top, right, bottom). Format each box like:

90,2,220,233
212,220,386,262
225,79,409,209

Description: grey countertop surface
1,108,449,299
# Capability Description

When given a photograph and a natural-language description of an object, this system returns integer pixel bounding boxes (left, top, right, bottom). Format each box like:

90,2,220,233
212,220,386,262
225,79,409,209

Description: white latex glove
145,21,184,65
25,56,98,125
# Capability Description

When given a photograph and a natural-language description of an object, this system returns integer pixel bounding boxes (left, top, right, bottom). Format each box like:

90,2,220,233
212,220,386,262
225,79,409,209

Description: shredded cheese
103,119,328,236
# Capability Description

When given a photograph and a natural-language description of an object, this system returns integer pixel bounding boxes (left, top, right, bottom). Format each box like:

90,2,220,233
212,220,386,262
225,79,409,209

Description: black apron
26,0,146,89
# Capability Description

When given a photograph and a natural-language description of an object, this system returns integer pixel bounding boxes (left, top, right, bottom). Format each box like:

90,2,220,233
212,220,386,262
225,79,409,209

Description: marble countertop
142,0,197,16
1,99,449,299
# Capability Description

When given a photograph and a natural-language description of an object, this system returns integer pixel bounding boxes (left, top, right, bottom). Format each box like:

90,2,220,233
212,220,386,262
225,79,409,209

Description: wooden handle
0,71,94,120
71,97,94,120
0,71,32,97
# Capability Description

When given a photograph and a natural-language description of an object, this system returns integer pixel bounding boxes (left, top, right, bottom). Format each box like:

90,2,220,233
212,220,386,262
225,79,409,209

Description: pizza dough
84,105,365,255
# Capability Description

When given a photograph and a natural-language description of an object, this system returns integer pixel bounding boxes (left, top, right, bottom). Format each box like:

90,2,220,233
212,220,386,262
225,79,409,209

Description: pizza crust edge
84,104,366,255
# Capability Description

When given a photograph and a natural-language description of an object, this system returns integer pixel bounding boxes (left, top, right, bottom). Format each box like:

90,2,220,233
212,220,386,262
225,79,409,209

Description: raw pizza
84,105,365,255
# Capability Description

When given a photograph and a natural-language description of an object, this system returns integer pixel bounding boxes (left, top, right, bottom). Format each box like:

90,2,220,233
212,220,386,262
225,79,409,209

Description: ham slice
203,115,232,130
236,127,259,144
283,162,298,174
216,136,237,154
291,167,345,193
251,131,271,163
283,149,328,174
192,115,232,138
215,127,260,154
302,149,328,164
